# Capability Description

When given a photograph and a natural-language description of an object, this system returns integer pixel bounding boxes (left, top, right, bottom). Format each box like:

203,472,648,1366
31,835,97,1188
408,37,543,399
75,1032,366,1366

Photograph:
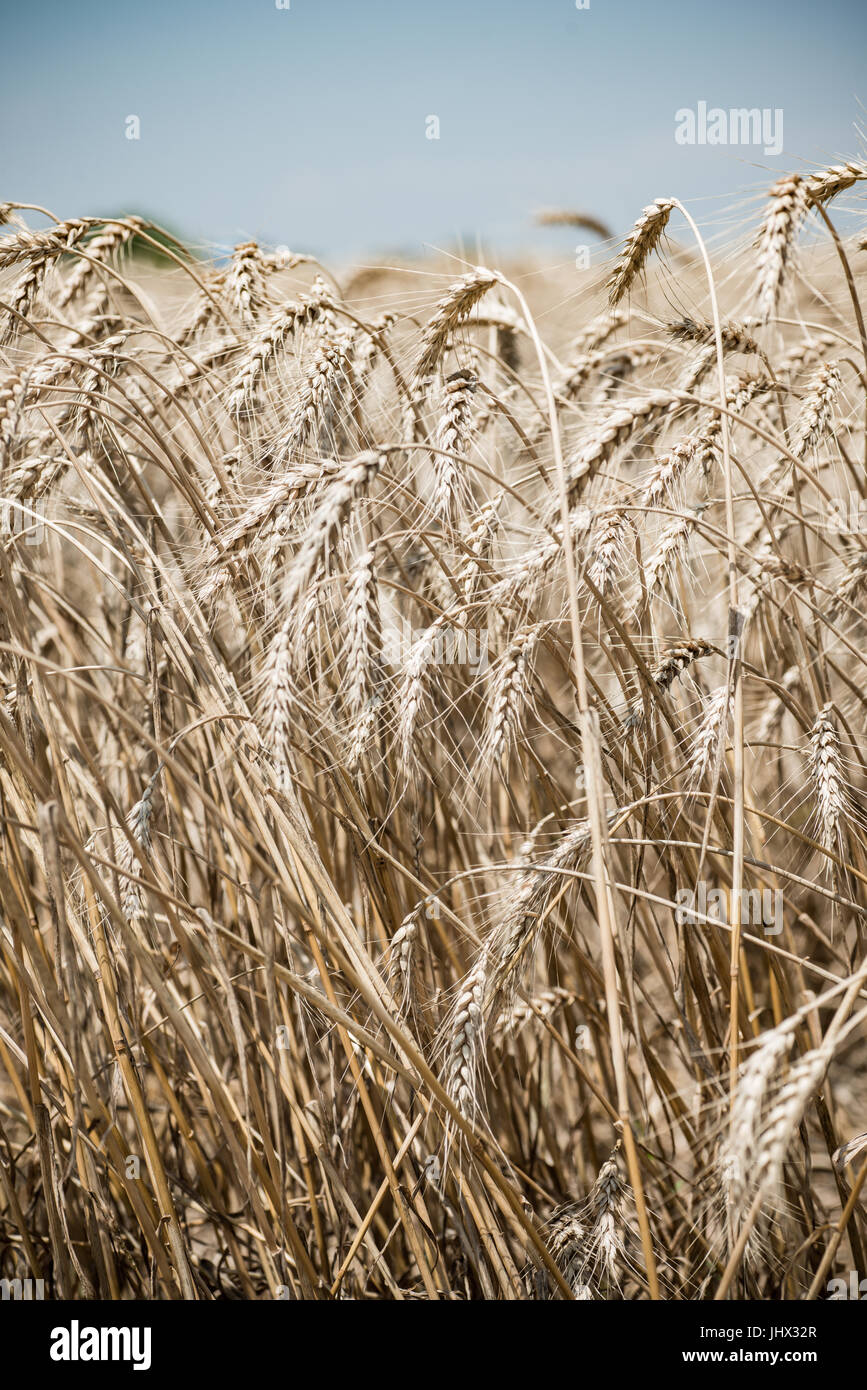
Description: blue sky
1,0,865,261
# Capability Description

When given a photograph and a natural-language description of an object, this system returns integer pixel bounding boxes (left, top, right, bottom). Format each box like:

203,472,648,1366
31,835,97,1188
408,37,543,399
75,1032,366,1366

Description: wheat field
0,170,866,1301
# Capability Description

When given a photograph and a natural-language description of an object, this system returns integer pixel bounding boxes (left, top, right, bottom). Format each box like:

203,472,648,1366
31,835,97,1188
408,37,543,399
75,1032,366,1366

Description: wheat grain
607,198,675,306
414,267,499,383
753,174,809,322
